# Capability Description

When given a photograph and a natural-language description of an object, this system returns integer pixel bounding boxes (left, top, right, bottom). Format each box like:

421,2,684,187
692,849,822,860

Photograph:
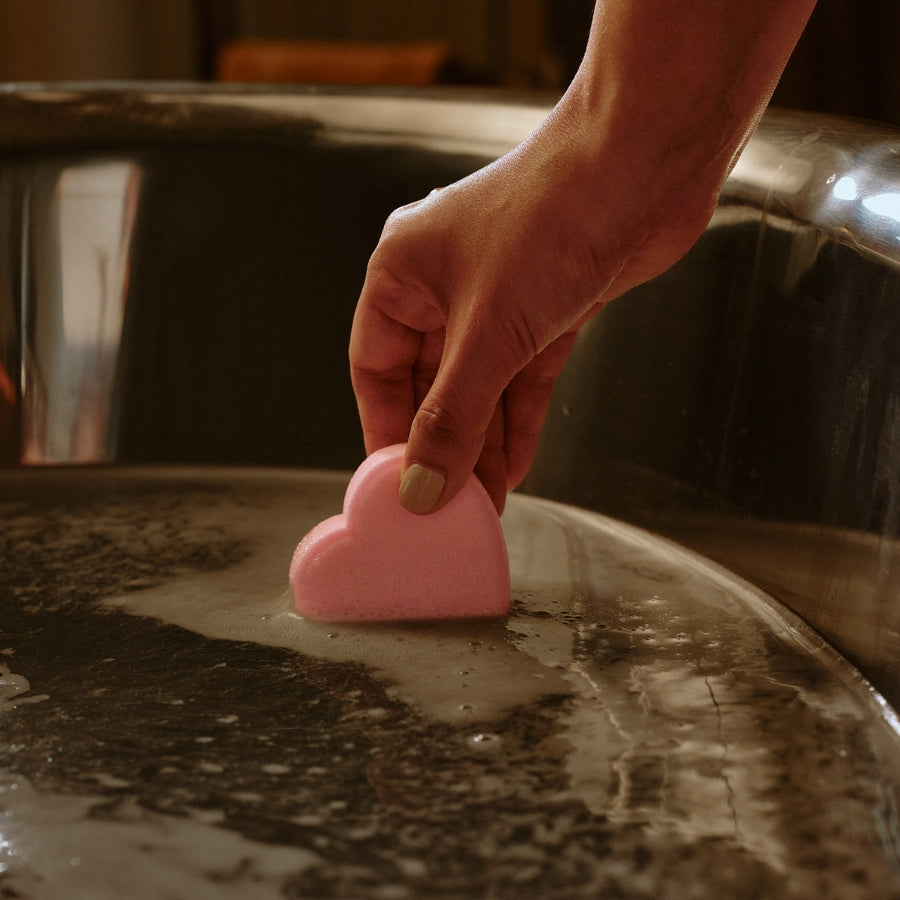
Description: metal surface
1,87,899,709
525,110,900,708
0,85,549,472
2,467,900,898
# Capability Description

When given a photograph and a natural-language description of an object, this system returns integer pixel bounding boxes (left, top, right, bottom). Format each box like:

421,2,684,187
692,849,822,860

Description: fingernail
400,464,445,514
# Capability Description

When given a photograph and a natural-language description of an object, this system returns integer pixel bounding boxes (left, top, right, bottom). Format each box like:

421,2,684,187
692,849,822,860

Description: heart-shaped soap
289,444,510,621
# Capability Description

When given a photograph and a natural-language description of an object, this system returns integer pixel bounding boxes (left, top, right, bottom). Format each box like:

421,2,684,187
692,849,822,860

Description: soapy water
96,481,878,732
0,772,320,900
0,665,49,713
3,467,900,898
94,476,900,862
100,479,573,725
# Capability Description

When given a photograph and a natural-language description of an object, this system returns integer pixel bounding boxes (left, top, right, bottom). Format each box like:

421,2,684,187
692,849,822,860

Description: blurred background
0,0,897,126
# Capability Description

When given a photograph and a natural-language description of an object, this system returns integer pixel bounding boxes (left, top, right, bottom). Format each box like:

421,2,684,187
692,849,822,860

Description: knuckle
413,396,465,441
501,313,544,365
412,393,483,453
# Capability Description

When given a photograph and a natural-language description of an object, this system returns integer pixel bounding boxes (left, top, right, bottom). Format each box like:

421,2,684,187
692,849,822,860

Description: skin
350,0,818,515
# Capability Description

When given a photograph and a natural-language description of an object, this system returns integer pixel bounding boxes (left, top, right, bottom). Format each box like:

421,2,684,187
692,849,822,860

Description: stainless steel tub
3,465,900,898
2,86,899,706
2,86,900,897
525,108,900,710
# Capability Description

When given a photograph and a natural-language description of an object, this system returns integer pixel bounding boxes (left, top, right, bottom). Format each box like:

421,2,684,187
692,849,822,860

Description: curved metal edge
0,83,554,157
727,108,900,268
2,87,897,261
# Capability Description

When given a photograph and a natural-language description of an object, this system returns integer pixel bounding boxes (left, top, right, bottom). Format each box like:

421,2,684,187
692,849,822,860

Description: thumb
399,349,507,516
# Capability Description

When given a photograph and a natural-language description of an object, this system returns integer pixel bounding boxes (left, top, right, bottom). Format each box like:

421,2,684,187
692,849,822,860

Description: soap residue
101,496,573,725
5,469,900,898
0,664,49,712
0,772,318,900
98,484,891,859
100,486,875,735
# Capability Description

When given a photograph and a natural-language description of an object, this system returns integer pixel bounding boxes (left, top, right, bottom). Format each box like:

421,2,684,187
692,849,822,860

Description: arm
350,0,817,515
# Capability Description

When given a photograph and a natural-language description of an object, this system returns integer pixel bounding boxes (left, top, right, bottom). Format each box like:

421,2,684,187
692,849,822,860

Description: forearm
533,0,817,300
350,0,817,514
572,0,815,168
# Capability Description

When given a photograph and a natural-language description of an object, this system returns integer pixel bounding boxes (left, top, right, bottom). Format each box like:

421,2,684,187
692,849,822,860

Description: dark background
0,0,897,127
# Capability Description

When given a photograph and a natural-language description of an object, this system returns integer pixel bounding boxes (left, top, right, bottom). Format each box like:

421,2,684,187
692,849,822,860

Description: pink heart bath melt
289,444,511,621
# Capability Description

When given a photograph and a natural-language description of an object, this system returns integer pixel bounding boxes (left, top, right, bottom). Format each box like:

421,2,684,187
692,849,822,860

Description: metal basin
3,466,900,897
2,86,900,896
525,109,900,709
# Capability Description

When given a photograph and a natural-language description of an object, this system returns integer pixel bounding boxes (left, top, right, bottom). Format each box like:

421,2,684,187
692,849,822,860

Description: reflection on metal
727,111,900,266
0,87,899,712
527,109,900,707
19,161,141,462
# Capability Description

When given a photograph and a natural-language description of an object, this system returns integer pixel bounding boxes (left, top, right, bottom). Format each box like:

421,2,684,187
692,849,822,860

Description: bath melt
290,444,510,621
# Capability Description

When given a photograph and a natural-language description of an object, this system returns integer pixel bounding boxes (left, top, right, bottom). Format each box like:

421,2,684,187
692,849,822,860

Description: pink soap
290,444,510,621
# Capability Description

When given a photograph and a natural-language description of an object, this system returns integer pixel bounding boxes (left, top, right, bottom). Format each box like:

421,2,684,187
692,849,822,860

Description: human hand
350,106,715,515
350,0,816,516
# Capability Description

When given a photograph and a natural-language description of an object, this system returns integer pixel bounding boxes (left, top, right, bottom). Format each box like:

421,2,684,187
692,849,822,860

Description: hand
350,0,816,515
349,104,715,514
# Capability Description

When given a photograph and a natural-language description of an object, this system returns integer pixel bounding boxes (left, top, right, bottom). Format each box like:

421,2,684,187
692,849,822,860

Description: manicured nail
399,464,445,514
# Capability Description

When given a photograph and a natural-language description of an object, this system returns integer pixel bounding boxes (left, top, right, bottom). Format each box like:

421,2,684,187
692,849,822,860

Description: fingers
473,406,509,515
349,261,446,454
350,259,508,516
354,244,522,516
502,331,580,491
349,302,418,454
401,331,512,516
352,271,585,517
400,332,580,516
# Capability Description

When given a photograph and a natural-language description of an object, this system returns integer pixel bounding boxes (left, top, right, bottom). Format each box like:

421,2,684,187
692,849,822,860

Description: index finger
349,298,419,454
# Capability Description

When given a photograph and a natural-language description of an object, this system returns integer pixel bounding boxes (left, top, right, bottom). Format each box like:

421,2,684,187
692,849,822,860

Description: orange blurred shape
216,39,451,86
